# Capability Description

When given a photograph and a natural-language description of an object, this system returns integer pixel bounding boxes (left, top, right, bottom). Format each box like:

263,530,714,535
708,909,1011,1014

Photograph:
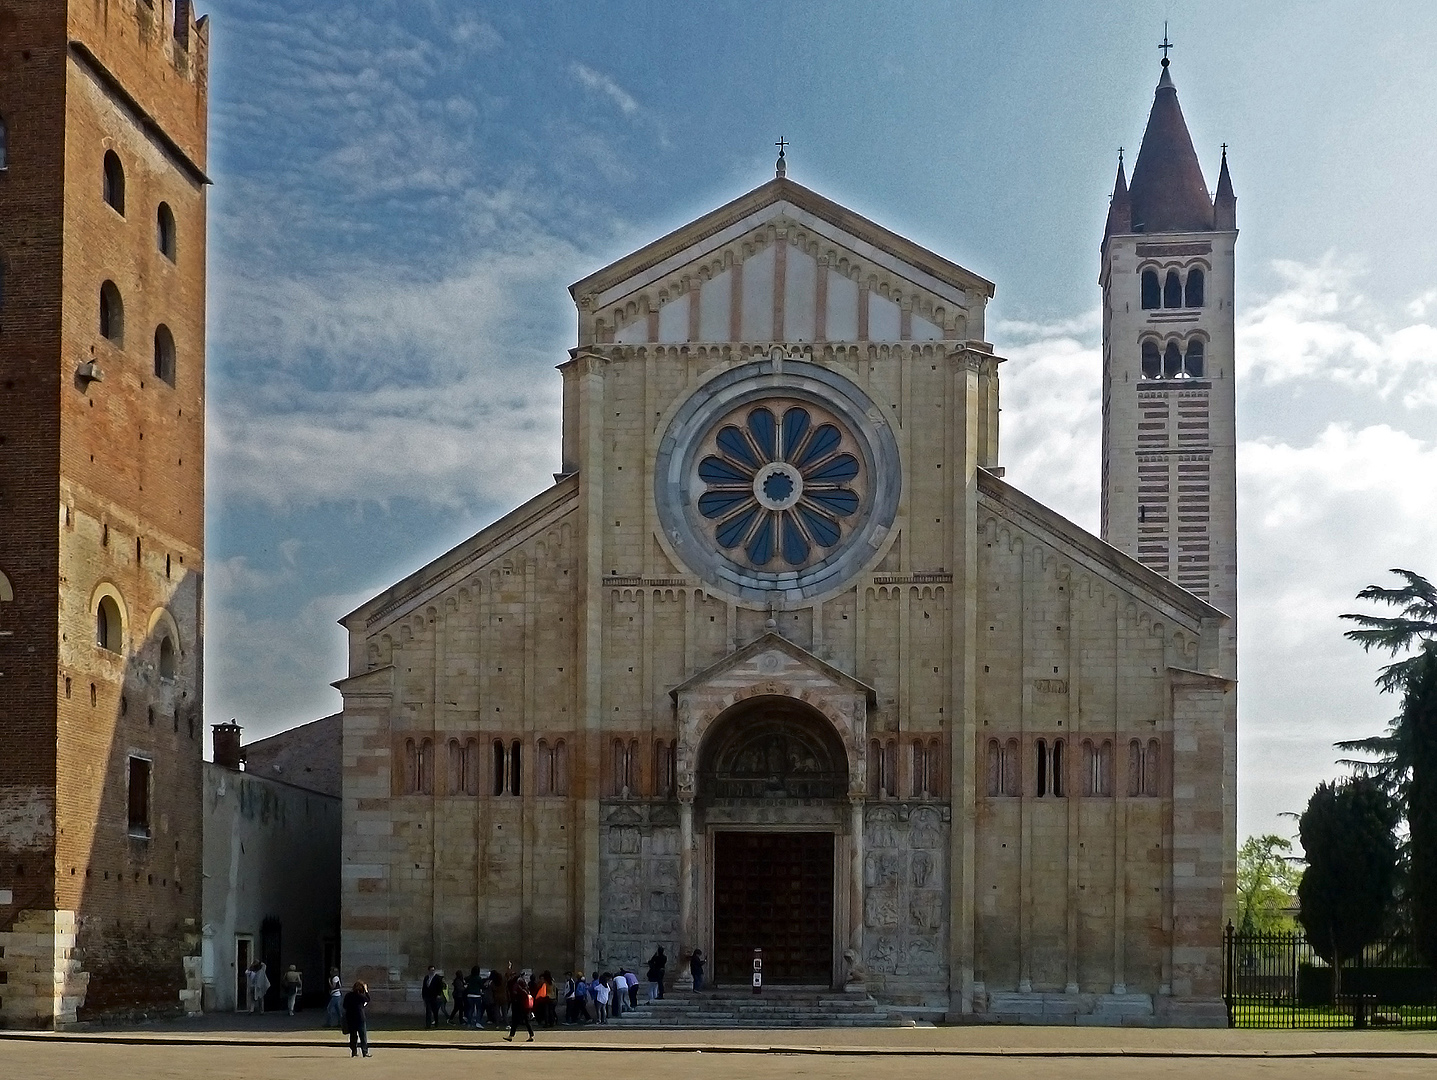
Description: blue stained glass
761,471,794,502
747,407,776,460
746,512,776,565
807,489,860,516
804,453,859,484
699,490,752,518
781,407,810,461
795,424,841,467
798,506,841,547
780,512,810,565
715,505,760,549
716,426,760,468
699,456,752,484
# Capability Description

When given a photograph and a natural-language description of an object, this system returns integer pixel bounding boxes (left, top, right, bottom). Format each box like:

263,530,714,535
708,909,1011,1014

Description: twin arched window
1128,738,1162,797
611,737,641,797
103,151,125,214
492,738,521,796
448,738,480,795
911,737,942,798
537,739,570,796
1140,266,1205,310
868,737,899,799
986,738,1020,797
1035,738,1066,797
1082,739,1114,797
1141,337,1205,380
403,737,434,795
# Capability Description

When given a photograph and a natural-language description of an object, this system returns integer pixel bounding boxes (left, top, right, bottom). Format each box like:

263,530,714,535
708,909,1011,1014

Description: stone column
676,796,696,991
848,794,866,989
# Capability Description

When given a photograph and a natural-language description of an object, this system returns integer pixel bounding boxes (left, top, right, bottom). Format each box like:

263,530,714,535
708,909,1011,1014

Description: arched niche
696,696,849,804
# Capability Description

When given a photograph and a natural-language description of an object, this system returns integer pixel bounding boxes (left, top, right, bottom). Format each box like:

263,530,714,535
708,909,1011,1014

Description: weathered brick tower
0,0,208,1027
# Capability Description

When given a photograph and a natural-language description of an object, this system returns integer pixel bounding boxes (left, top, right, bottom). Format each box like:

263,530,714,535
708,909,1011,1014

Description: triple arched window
1140,336,1205,380
1140,266,1205,310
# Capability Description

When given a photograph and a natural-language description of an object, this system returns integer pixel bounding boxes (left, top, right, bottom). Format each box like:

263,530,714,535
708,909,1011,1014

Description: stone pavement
2,1017,1436,1080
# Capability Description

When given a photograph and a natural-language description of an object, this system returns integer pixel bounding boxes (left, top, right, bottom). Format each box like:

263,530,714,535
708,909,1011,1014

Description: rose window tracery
696,404,861,568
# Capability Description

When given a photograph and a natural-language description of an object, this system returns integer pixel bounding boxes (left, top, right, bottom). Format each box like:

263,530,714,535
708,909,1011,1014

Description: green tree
1339,569,1437,965
1297,777,1399,989
1236,834,1302,935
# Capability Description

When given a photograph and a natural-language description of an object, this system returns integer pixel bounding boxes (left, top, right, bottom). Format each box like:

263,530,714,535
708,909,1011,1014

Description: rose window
696,404,862,568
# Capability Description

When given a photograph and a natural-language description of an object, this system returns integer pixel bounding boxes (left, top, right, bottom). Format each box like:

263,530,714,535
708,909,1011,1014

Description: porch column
679,795,695,958
849,794,865,971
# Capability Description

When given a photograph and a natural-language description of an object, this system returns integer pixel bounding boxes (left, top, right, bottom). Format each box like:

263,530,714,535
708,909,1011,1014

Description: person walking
689,949,706,992
450,969,468,1024
283,964,304,1015
646,947,667,1000
503,971,534,1041
342,980,371,1058
421,965,446,1028
324,971,344,1027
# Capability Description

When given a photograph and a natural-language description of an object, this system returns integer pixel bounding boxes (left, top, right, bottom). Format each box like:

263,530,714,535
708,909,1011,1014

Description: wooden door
713,831,834,986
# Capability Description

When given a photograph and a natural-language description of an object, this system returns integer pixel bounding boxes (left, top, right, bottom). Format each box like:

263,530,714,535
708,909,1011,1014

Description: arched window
1146,738,1161,796
157,203,177,261
868,739,884,798
868,739,897,799
555,739,570,797
1163,341,1182,379
985,738,1020,797
404,739,418,794
96,594,123,652
509,739,522,796
536,739,552,796
100,281,124,344
1035,738,1048,796
1128,739,1145,796
154,325,176,385
654,739,676,798
1184,339,1205,379
417,737,433,795
1141,270,1160,310
1185,267,1204,308
158,635,176,680
1052,739,1066,797
0,113,8,170
0,569,13,602
927,737,942,796
911,738,927,798
1141,340,1161,380
1163,270,1182,308
492,739,505,796
103,151,125,214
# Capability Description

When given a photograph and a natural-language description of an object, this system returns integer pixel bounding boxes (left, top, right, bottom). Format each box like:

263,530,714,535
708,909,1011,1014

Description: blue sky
204,0,1437,844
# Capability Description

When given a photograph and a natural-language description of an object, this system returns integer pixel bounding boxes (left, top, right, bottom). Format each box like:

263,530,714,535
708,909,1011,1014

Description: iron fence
1224,924,1437,1029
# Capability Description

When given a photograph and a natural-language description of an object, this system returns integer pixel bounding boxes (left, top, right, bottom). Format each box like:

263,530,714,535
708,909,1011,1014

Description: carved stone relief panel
863,803,950,983
598,802,682,970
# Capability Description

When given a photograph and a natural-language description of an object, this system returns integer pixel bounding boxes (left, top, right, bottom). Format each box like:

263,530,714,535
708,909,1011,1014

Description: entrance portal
713,831,834,986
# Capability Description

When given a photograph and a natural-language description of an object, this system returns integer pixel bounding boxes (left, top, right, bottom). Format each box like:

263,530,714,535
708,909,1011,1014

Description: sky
203,0,1437,848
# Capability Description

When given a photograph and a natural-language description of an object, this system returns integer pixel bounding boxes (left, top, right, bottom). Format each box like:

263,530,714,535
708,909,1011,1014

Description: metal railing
1224,924,1437,1029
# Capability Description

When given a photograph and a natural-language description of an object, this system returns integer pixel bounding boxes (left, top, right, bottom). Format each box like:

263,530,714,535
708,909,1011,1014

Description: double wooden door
713,831,834,986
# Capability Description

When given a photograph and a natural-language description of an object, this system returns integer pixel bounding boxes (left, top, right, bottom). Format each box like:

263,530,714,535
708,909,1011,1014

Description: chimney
213,721,244,770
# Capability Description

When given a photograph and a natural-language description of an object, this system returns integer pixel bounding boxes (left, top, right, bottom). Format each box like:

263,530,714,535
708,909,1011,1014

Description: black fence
1224,924,1437,1029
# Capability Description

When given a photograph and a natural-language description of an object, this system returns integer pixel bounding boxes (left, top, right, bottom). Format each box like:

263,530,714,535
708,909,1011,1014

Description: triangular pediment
670,632,876,704
571,177,993,347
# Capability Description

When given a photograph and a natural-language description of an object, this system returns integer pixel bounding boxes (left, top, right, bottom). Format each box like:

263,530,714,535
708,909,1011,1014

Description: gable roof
570,175,995,307
670,631,877,704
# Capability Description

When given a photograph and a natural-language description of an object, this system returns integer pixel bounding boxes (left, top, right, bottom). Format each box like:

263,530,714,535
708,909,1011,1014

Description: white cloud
1238,255,1437,408
571,62,640,117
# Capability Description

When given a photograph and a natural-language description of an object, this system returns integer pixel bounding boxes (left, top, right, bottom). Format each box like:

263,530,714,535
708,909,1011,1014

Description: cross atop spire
775,136,788,179
1159,21,1173,67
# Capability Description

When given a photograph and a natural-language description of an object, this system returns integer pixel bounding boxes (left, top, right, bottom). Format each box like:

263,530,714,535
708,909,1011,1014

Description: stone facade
0,1,209,1027
339,156,1236,1024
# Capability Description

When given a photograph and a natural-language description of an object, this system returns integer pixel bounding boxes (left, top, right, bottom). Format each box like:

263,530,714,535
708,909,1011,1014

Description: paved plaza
3,1023,1436,1080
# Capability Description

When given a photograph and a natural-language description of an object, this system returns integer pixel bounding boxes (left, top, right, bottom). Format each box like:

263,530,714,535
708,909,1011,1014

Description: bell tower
1099,53,1237,677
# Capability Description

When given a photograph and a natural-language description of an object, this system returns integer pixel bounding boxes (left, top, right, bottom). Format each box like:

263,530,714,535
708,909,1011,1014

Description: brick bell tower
1099,51,1237,683
0,1,209,1026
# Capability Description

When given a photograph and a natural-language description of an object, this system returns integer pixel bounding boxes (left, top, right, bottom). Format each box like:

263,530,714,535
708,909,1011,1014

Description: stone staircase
608,987,912,1028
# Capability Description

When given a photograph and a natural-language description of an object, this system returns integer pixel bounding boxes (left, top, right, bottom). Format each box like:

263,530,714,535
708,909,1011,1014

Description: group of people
241,961,309,1016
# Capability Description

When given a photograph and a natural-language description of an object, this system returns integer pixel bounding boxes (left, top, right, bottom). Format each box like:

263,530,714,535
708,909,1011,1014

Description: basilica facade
337,61,1236,1024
